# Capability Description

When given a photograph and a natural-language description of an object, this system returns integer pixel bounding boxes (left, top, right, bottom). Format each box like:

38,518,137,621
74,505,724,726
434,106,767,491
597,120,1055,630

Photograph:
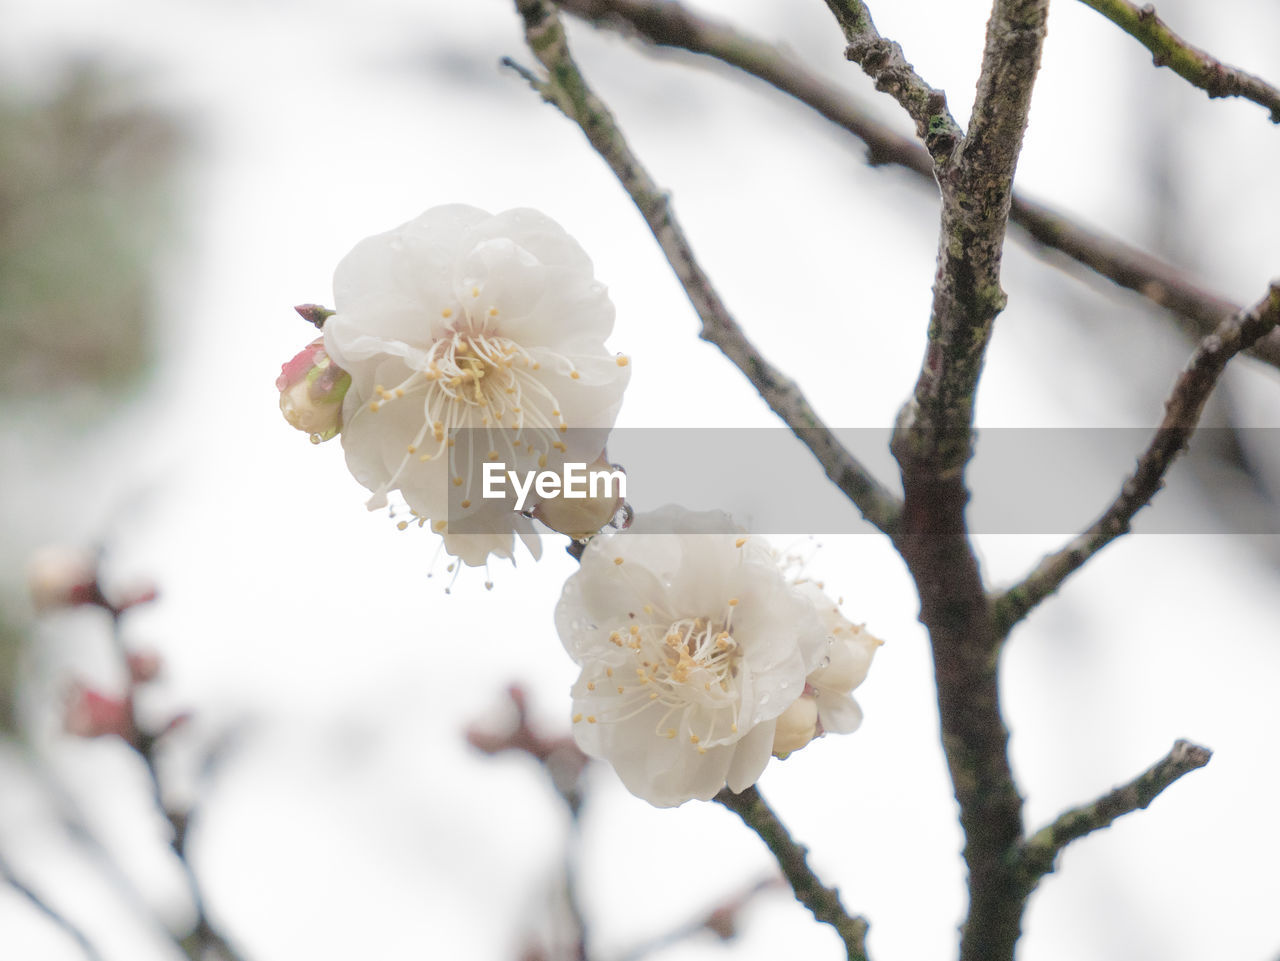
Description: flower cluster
555,506,880,807
278,205,630,565
278,207,880,808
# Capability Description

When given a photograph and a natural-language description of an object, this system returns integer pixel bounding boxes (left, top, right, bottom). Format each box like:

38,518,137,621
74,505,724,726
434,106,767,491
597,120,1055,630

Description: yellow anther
616,686,624,694
442,308,453,318
396,521,409,531
570,370,580,380
614,557,624,566
407,445,417,454
572,713,583,723
453,476,463,487
616,355,629,367
735,537,747,548
369,401,381,412
460,499,471,509
586,715,597,724
728,598,739,607
586,681,596,691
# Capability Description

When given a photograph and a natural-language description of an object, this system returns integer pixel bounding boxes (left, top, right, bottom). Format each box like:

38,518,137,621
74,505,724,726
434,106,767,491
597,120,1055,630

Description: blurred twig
0,849,105,961
506,0,903,538
614,876,784,961
468,685,593,961
1079,0,1280,122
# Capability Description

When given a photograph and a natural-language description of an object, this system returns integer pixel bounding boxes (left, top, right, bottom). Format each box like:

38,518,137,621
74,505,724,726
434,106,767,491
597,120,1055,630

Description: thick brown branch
993,283,1280,636
715,786,870,961
893,0,1050,475
1020,740,1212,885
507,0,902,536
1080,0,1280,123
886,4,1049,961
823,0,961,162
554,0,1280,372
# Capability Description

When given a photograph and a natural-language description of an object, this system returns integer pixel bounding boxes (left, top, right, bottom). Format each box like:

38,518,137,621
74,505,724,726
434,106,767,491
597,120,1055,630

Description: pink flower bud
277,338,351,443
532,453,626,540
27,546,99,613
64,684,135,742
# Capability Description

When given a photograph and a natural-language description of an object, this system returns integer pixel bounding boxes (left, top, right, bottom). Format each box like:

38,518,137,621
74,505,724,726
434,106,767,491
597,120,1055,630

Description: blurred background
2,0,1279,959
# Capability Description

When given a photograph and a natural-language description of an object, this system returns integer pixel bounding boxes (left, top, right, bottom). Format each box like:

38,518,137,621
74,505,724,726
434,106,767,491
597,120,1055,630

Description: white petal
815,690,864,735
726,720,776,792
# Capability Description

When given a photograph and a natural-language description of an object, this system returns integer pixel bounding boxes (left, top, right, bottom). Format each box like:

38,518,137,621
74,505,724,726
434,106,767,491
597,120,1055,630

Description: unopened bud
771,694,819,758
27,546,99,613
277,338,351,443
533,453,625,540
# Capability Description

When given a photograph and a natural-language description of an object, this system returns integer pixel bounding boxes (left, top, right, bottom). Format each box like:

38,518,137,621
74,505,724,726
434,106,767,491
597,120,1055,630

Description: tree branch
993,282,1280,636
878,3,1048,960
1079,0,1280,123
554,0,1280,372
715,786,870,961
1020,740,1212,885
823,0,962,162
506,0,903,536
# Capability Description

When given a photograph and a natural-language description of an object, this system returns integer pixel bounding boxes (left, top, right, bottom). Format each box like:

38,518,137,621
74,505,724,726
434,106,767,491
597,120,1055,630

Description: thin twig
104,603,248,961
993,282,1280,636
1079,0,1280,123
506,0,902,537
715,786,869,961
554,0,1280,371
0,850,106,961
822,0,961,162
1020,740,1212,885
614,876,782,961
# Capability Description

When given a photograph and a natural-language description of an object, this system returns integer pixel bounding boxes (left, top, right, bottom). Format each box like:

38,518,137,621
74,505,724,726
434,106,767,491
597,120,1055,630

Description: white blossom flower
555,506,829,807
771,581,883,757
322,205,630,565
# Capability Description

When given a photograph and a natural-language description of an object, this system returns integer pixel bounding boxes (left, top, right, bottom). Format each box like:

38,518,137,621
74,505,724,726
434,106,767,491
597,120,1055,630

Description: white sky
2,1,1280,960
